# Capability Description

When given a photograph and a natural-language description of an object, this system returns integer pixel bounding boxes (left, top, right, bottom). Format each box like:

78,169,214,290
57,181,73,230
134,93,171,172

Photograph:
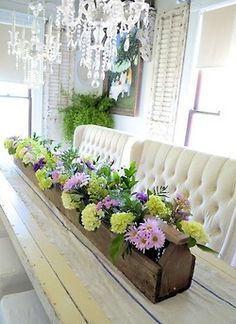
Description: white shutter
148,4,189,142
43,27,75,143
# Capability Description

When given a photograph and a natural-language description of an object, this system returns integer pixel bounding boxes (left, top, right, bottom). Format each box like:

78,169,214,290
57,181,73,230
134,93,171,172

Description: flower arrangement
4,135,214,264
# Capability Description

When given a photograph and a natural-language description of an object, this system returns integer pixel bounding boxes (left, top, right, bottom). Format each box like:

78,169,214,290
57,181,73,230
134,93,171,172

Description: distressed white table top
0,155,236,324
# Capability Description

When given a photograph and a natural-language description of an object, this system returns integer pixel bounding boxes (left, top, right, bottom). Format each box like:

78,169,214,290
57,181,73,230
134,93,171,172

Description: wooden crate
14,159,195,303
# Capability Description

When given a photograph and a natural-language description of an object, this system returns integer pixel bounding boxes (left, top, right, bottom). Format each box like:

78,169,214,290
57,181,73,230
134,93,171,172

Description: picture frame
103,31,143,116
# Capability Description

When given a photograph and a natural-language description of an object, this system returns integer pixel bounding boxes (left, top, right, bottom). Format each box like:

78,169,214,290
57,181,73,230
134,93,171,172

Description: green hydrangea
35,169,53,190
81,203,104,231
88,173,108,202
44,153,57,170
181,220,209,245
15,139,48,165
110,212,135,234
146,195,171,219
15,139,32,159
61,192,81,210
4,138,14,150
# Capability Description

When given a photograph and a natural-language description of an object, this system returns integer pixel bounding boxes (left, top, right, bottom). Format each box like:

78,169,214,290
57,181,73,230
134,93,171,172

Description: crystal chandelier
56,0,149,87
8,1,61,88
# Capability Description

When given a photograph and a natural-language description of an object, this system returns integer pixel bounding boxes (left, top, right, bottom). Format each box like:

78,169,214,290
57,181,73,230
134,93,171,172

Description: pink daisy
134,232,150,253
125,226,139,244
138,218,160,233
148,229,166,250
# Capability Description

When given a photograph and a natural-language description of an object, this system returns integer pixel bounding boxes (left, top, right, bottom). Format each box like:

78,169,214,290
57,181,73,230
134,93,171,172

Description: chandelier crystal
56,0,149,87
8,1,61,88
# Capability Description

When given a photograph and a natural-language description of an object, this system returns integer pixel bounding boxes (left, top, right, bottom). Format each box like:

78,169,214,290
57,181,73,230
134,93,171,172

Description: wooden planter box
14,159,196,303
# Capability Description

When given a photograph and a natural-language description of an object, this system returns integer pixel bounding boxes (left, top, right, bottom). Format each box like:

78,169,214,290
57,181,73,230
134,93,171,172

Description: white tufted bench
0,237,32,299
73,124,142,168
133,139,236,267
0,290,50,324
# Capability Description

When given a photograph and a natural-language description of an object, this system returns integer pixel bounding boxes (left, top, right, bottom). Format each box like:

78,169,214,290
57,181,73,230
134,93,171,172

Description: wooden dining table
0,156,235,324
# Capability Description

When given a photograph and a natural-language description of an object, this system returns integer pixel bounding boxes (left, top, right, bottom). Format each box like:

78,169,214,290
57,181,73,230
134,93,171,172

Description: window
0,82,30,144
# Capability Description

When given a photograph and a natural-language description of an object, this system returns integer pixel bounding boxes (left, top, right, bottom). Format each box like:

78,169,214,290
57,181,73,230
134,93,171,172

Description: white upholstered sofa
73,125,236,267
73,124,142,168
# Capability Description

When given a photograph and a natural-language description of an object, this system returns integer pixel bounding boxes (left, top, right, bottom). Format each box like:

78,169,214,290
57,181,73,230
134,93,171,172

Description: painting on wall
103,31,143,116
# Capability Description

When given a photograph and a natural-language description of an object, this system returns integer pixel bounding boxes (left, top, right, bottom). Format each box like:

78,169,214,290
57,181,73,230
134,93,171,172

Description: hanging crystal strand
76,22,82,48
124,33,130,51
85,25,93,79
101,47,108,81
91,46,101,88
80,29,87,67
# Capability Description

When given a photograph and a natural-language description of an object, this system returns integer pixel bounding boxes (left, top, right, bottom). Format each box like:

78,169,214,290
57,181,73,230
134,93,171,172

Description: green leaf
196,243,218,254
113,171,120,182
110,234,125,263
187,237,197,248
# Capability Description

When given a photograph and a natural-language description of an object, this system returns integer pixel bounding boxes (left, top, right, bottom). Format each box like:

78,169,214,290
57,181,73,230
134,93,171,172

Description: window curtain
197,5,236,68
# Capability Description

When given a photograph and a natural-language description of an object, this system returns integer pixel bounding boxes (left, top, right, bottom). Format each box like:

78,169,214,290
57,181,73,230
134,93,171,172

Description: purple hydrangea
136,192,148,203
96,196,120,210
33,157,46,172
173,192,191,220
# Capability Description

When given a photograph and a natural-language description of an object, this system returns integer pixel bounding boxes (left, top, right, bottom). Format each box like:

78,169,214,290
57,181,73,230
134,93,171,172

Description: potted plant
60,93,115,142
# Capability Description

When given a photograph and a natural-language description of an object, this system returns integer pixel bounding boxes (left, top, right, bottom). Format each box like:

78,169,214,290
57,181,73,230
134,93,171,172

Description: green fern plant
60,93,115,142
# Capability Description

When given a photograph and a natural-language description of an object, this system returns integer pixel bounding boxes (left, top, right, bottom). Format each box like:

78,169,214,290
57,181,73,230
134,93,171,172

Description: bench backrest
133,139,236,266
73,125,142,168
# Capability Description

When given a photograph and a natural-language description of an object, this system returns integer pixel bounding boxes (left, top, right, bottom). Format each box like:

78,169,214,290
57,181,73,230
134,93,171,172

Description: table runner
0,156,235,324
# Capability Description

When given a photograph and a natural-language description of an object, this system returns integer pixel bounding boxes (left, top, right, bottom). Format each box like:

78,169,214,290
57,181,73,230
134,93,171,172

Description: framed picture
103,31,143,116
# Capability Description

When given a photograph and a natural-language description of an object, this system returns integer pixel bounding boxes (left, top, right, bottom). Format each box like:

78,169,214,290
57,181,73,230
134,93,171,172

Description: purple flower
176,192,184,200
63,173,90,192
84,160,96,170
96,201,103,211
56,159,64,168
136,192,148,203
173,192,191,220
51,170,60,183
33,157,46,172
96,196,119,211
104,197,119,209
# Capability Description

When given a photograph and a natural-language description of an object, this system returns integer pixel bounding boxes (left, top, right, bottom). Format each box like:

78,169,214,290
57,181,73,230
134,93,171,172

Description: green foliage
121,194,147,222
110,234,125,263
60,93,115,142
196,244,218,254
60,147,79,174
187,237,197,248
